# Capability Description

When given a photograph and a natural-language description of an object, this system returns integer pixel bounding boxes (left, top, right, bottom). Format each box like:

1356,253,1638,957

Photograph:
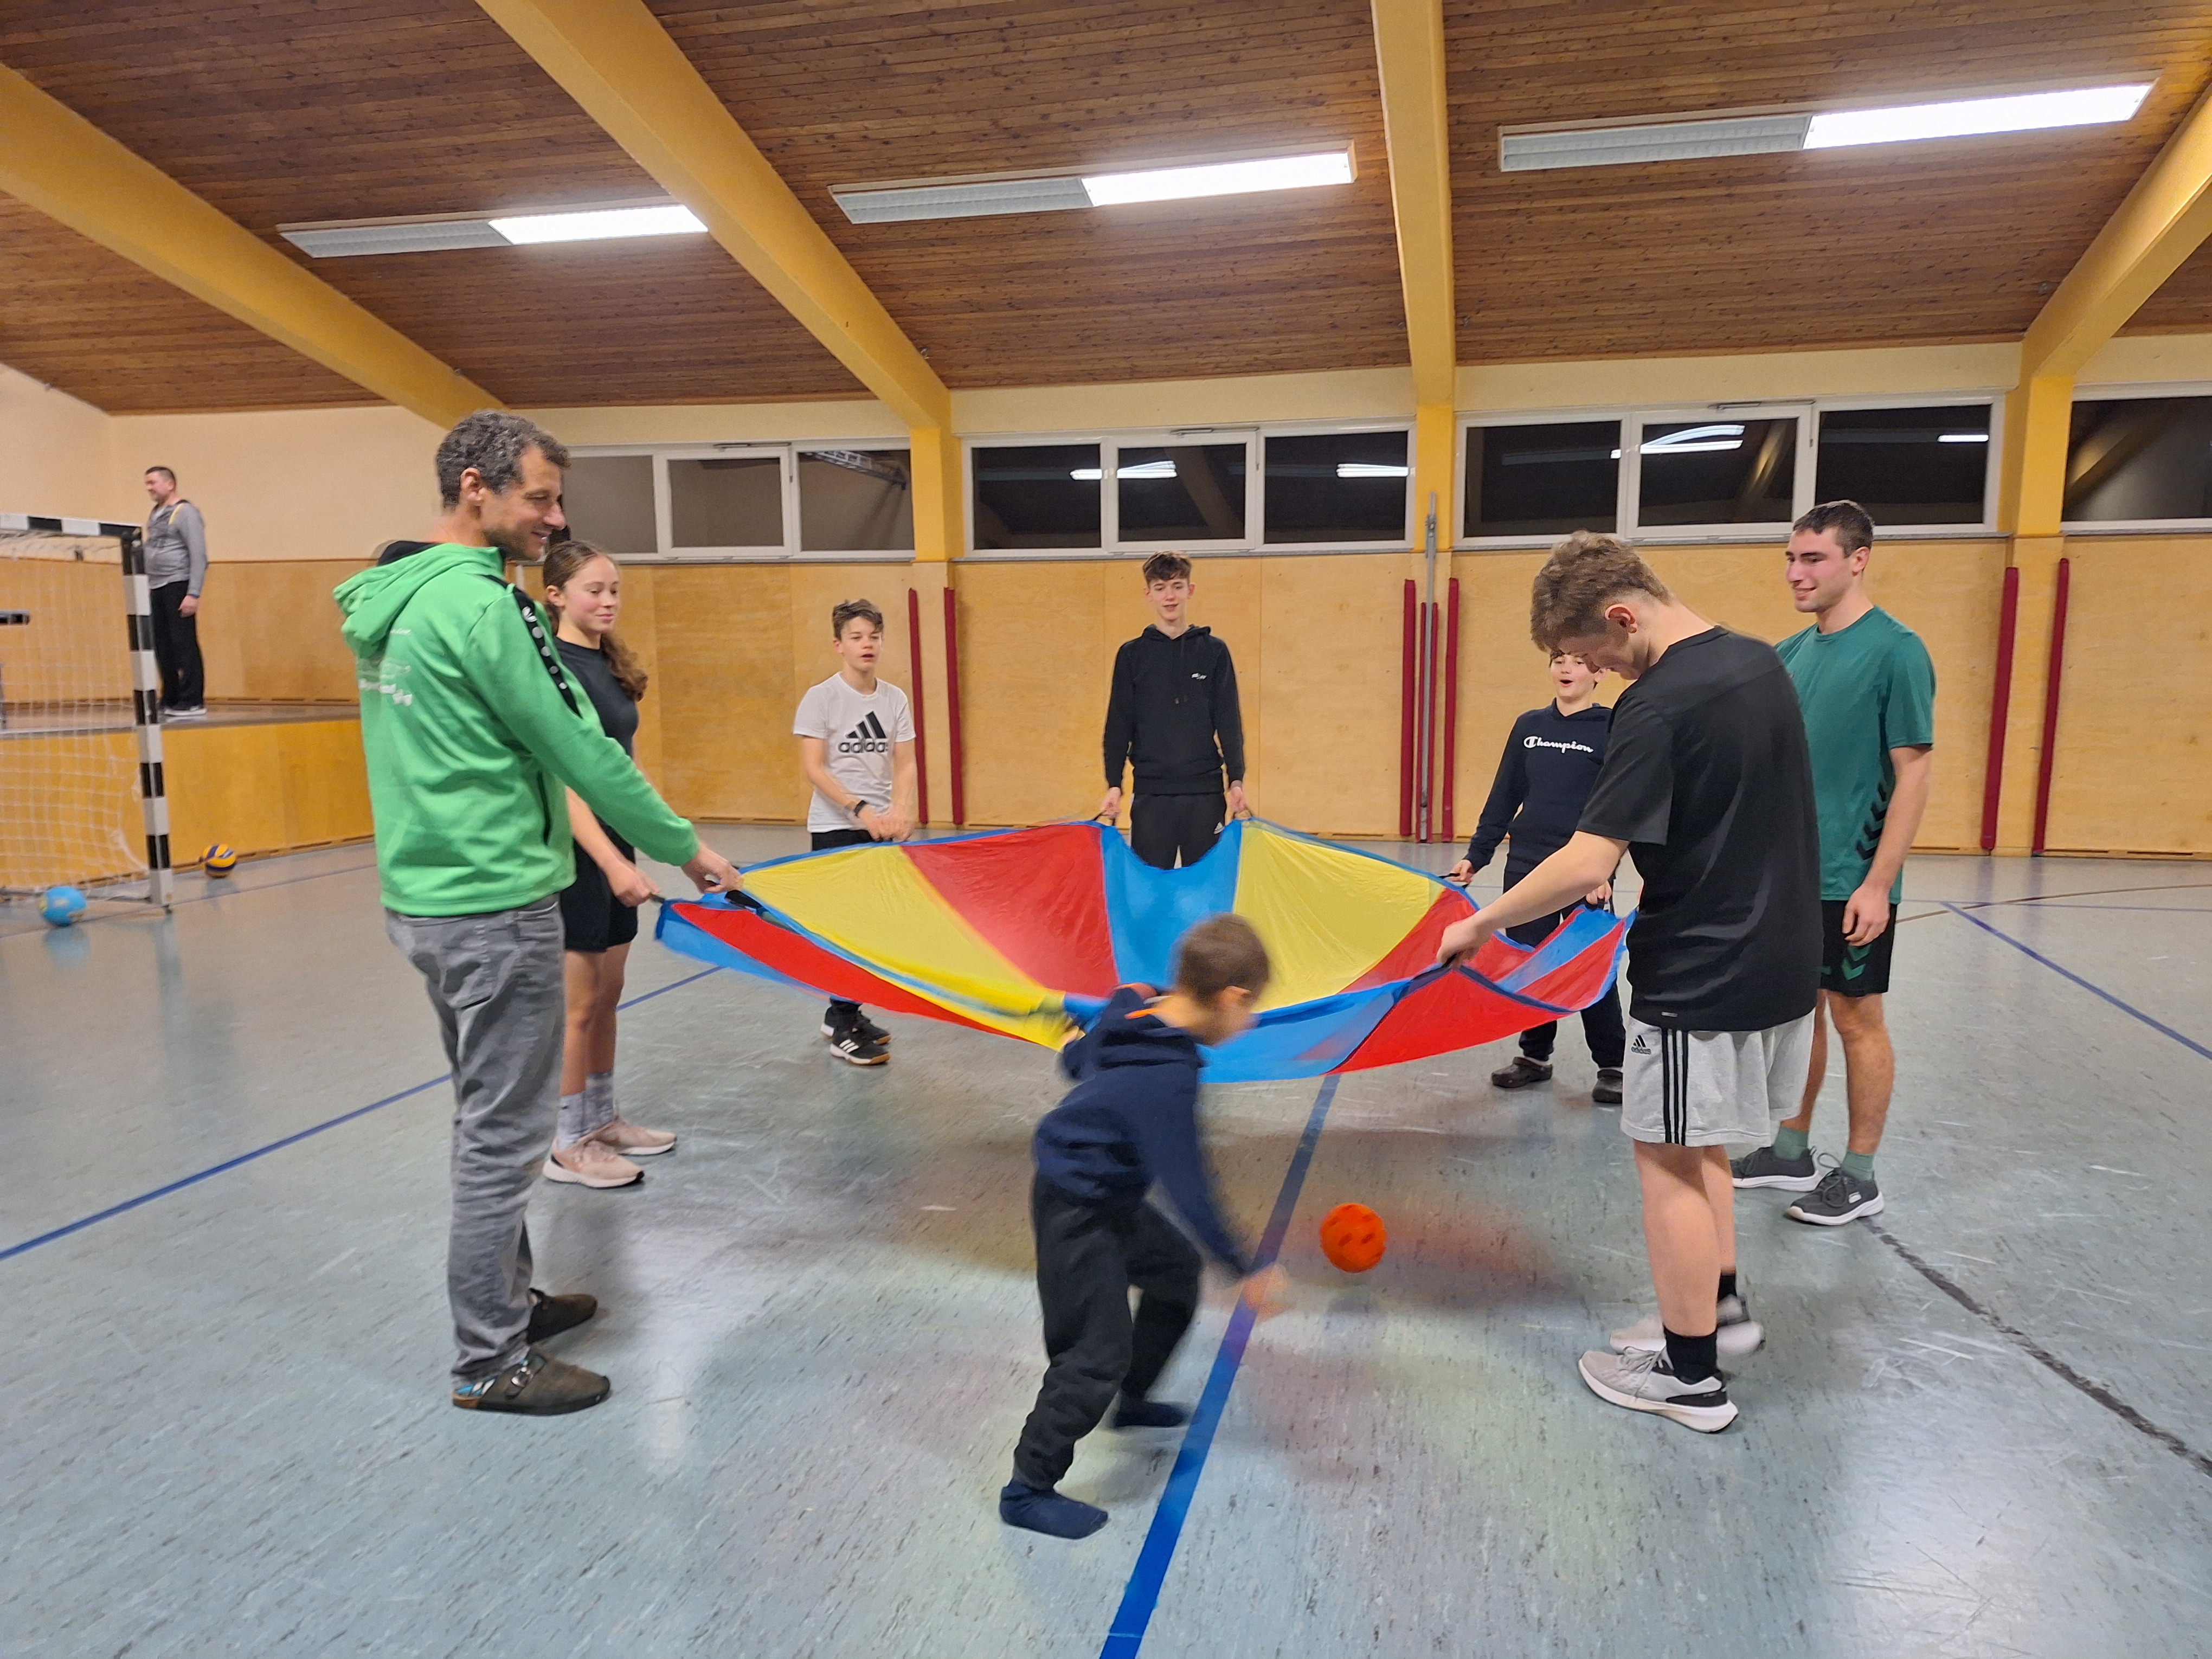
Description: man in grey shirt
143,465,207,719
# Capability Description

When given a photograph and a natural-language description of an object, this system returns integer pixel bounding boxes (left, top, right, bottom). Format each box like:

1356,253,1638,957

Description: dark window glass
1815,406,1989,524
1637,417,1796,526
668,455,782,548
972,444,1101,549
561,454,656,555
1465,421,1619,537
2064,397,2212,523
800,449,914,551
1116,443,1248,543
1263,431,1409,544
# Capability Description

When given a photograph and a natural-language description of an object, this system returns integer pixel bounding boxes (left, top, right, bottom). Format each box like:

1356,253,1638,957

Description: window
668,453,784,551
972,443,1102,549
1115,442,1250,545
1465,420,1620,538
1636,416,1798,526
2064,396,2212,524
1815,406,1990,524
1263,430,1409,544
800,448,914,552
560,454,656,555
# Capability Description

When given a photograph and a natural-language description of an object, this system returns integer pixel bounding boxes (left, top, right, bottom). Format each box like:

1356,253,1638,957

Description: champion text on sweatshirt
1463,703,1612,882
1032,986,1252,1273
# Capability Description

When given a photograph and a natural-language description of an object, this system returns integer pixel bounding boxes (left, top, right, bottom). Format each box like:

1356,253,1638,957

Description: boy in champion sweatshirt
1002,914,1286,1540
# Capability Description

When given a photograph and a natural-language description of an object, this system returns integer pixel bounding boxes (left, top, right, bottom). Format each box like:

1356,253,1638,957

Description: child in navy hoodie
1001,914,1287,1540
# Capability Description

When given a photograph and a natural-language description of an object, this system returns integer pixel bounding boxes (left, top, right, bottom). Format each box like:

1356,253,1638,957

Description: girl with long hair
539,541,678,1188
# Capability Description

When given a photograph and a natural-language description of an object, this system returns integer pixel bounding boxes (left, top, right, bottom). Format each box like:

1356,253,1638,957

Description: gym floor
5,831,2208,1657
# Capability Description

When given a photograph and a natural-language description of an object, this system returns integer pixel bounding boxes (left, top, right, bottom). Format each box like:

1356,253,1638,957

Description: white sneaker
542,1137,644,1188
593,1115,676,1157
1610,1294,1764,1356
1578,1347,1738,1432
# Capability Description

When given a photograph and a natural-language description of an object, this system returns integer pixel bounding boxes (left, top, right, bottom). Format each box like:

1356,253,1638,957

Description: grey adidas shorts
1621,1013,1815,1147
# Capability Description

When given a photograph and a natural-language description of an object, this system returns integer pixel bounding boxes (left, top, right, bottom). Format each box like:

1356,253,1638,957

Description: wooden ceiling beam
0,60,498,425
477,0,950,435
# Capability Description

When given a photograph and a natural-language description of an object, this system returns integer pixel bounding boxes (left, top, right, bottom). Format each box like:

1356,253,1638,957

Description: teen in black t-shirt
1438,532,1819,1437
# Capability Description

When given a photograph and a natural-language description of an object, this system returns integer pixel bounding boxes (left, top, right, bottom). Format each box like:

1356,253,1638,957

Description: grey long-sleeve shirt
145,500,208,595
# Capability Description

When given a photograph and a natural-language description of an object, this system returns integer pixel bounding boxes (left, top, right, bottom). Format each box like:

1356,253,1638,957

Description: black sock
1663,1326,1720,1384
1717,1272,1738,1303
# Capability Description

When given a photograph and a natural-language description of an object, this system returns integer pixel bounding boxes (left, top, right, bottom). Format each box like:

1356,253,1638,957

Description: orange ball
1318,1203,1387,1274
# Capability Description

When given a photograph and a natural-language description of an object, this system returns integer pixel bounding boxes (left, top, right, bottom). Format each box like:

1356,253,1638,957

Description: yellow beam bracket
0,61,499,425
908,427,963,564
479,0,950,435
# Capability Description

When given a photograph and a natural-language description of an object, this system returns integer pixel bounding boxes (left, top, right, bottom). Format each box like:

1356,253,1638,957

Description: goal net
0,513,171,906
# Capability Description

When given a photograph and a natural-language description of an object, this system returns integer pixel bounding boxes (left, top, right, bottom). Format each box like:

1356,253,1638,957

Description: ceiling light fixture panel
829,148,1355,225
280,200,705,258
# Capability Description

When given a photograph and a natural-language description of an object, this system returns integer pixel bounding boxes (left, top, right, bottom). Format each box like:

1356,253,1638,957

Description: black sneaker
525,1288,597,1343
1786,1161,1884,1226
1491,1056,1553,1089
853,1012,890,1046
451,1348,610,1414
1731,1143,1819,1190
1591,1067,1623,1106
827,1020,889,1066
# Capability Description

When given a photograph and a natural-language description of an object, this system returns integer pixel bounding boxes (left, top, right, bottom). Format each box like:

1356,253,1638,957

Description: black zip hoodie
1032,987,1251,1273
1102,625,1245,796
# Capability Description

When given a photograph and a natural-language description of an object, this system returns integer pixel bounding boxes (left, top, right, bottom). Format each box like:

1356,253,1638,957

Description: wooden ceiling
3,1,2212,412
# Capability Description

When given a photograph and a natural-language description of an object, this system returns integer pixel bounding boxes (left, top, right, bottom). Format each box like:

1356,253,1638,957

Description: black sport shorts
560,830,640,955
1819,898,1895,998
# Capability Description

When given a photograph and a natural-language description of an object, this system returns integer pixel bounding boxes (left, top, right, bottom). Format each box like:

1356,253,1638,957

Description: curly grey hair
434,410,571,506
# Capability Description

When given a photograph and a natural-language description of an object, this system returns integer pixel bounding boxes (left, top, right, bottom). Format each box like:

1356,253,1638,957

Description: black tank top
555,637,639,757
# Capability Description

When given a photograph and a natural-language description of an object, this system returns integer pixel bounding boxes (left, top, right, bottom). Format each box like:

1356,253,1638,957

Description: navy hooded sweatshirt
1032,987,1252,1274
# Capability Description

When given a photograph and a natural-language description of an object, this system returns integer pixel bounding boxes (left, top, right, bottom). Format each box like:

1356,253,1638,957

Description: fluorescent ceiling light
1502,83,2149,172
280,200,705,258
1642,423,1745,455
832,148,1354,224
1939,432,1992,443
1337,462,1410,478
1805,85,2150,149
1070,467,1104,481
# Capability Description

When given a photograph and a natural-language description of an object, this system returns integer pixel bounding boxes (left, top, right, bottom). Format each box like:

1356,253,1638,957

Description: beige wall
0,365,114,517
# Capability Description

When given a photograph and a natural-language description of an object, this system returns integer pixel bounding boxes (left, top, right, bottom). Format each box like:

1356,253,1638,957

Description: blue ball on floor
40,885,87,927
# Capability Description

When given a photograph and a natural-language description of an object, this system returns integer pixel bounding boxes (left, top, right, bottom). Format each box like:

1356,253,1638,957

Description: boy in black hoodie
1001,914,1287,1540
1449,650,1626,1104
1098,552,1248,869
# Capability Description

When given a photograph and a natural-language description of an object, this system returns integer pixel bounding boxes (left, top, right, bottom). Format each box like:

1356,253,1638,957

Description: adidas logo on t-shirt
837,712,891,756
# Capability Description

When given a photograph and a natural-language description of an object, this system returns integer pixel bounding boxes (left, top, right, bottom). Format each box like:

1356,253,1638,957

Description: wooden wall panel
2043,537,2212,856
953,562,1122,828
0,728,139,890
651,564,796,820
1255,556,1403,838
0,550,131,705
201,561,367,704
165,719,372,862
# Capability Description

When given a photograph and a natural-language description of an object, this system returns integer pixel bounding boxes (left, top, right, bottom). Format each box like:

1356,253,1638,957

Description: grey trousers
385,897,566,1383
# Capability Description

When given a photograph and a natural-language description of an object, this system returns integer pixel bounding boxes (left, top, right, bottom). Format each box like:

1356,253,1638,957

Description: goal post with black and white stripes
0,512,173,908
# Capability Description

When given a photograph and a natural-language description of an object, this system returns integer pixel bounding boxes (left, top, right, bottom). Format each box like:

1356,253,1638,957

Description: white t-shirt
793,673,915,833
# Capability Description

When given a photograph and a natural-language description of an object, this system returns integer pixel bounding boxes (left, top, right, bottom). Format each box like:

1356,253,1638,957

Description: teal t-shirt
1776,607,1936,902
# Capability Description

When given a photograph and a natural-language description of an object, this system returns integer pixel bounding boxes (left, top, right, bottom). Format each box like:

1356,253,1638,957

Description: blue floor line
1937,902,2212,1063
0,965,724,1263
1098,1075,1341,1659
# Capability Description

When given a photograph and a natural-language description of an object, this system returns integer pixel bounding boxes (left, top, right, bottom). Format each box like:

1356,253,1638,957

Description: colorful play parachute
657,819,1628,1084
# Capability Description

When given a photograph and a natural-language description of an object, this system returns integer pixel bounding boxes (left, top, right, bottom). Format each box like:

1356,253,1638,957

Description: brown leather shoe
451,1348,610,1415
1490,1055,1553,1089
525,1289,597,1343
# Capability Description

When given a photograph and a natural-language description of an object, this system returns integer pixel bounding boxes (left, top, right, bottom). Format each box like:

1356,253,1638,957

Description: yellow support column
0,62,498,423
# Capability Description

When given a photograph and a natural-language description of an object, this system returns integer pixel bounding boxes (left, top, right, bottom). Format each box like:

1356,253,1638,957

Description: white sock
584,1071,618,1136
555,1090,591,1149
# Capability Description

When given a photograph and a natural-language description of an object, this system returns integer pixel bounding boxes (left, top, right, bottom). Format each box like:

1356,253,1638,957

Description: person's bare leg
1634,1141,1720,1339
1827,992,1893,1156
561,950,600,1097
587,942,628,1076
1701,1146,1737,1276
1778,991,1829,1136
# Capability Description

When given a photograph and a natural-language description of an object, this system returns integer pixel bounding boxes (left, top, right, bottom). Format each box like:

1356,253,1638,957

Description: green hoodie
336,544,697,917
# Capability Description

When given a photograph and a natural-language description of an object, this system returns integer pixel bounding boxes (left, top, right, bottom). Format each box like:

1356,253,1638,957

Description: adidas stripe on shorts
1620,1013,1815,1147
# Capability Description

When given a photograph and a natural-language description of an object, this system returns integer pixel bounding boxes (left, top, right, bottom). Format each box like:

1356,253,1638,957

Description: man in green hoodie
338,410,741,1416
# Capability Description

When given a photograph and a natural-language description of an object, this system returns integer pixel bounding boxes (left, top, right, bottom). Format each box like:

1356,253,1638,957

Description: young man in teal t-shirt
1733,500,1934,1225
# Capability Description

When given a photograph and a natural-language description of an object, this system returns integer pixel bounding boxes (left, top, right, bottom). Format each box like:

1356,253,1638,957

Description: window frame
1257,423,1416,551
1627,403,1816,541
564,441,917,563
964,434,1109,559
1809,393,2002,537
1458,410,1626,549
2060,380,2212,534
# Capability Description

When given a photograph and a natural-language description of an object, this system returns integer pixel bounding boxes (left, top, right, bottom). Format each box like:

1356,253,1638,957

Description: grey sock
583,1071,617,1136
555,1090,591,1149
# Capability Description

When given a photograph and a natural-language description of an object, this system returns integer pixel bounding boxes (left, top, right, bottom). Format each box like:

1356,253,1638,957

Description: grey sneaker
1787,1161,1885,1226
1577,1347,1737,1432
1610,1294,1764,1356
1491,1055,1553,1089
1731,1142,1819,1190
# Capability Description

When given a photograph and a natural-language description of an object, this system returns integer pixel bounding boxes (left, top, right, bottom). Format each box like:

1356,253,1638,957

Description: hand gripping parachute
657,819,1628,1084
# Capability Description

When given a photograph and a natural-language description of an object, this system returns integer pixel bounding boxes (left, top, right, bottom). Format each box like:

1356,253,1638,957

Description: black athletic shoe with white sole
1578,1347,1737,1432
826,1020,889,1066
1786,1162,1884,1225
820,1014,891,1046
1731,1143,1819,1190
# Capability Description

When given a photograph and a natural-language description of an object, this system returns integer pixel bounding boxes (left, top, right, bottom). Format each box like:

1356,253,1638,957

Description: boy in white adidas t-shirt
794,598,918,1065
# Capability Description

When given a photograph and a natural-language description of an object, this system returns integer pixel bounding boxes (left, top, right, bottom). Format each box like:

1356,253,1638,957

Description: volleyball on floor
202,843,238,876
1319,1203,1387,1273
40,886,88,927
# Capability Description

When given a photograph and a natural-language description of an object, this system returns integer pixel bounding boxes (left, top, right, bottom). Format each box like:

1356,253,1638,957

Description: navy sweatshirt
1032,987,1252,1274
1102,626,1245,796
1464,703,1613,884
